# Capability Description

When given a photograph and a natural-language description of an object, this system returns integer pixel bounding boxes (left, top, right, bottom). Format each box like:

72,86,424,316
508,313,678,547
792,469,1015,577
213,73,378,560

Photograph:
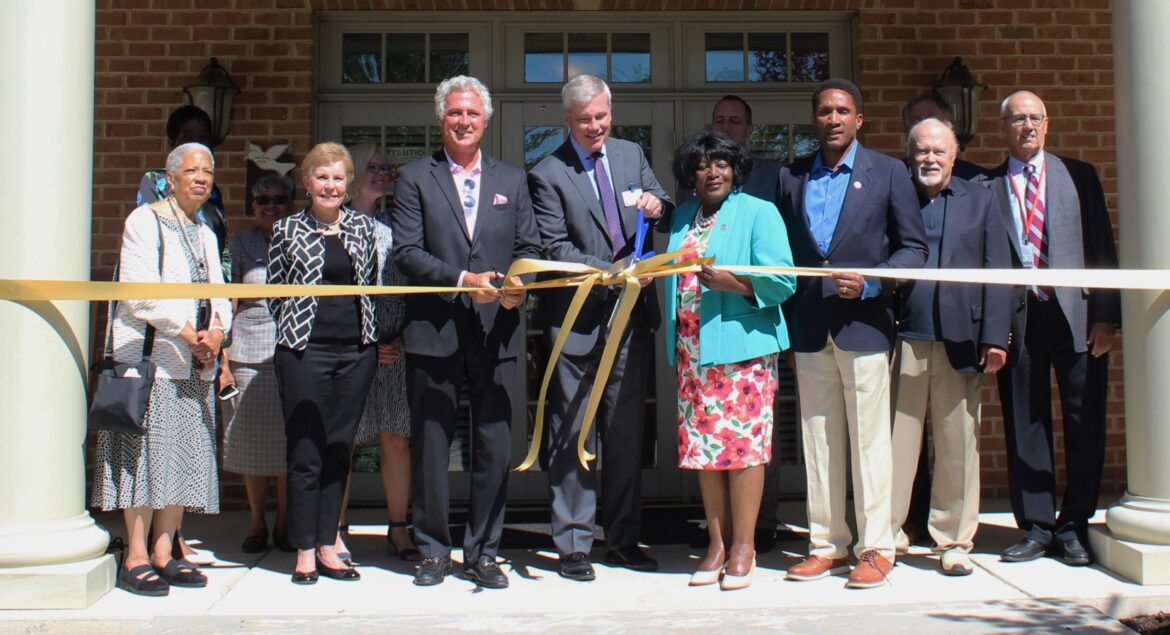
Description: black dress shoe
463,555,509,589
316,557,360,581
604,546,658,572
241,533,268,554
754,528,778,554
559,552,596,581
1001,538,1049,562
291,570,319,585
1059,537,1092,566
414,556,452,586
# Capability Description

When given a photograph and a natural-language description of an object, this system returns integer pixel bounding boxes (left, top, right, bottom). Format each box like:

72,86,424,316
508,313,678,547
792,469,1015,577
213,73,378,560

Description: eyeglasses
254,194,290,206
1003,114,1047,127
462,178,476,209
366,163,392,175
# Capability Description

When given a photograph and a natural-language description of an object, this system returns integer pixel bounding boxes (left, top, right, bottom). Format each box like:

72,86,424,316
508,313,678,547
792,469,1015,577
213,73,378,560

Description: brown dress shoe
846,550,892,589
785,555,850,581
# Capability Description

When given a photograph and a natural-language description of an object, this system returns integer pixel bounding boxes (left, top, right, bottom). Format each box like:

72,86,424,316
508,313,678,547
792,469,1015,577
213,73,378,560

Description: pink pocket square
493,193,508,206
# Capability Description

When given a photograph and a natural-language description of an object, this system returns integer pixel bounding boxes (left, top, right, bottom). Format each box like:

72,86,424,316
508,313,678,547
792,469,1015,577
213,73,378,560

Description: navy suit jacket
778,144,928,353
390,150,542,359
894,177,1012,372
984,153,1120,361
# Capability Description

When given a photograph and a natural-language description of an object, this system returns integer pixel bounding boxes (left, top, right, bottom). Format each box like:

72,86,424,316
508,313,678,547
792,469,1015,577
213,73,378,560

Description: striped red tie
1023,164,1050,300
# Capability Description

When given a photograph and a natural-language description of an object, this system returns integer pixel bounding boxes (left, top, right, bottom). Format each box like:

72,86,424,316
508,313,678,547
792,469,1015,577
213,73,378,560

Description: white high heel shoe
720,557,755,591
689,561,727,586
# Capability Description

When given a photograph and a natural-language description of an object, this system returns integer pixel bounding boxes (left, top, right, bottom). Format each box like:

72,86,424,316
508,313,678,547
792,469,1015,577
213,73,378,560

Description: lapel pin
853,181,863,190
720,224,728,231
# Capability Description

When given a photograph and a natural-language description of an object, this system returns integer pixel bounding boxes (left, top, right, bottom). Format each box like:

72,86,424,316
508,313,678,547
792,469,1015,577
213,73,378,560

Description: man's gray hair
562,74,611,112
166,142,214,174
906,117,958,152
434,75,493,123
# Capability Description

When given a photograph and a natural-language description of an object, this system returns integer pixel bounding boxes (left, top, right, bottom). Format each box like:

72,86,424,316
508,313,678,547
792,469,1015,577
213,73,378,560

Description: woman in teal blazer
666,131,795,590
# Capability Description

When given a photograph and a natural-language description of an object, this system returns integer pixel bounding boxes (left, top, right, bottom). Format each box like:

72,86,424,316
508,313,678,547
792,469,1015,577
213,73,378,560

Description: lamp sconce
932,57,987,150
183,57,240,148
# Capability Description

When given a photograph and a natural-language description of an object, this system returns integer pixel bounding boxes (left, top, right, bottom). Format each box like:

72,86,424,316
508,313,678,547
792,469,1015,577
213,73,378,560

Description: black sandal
155,559,208,588
387,521,422,562
118,563,169,597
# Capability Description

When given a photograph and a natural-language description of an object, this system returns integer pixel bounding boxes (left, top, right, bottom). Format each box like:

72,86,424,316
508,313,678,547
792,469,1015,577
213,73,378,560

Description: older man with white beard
889,118,1012,576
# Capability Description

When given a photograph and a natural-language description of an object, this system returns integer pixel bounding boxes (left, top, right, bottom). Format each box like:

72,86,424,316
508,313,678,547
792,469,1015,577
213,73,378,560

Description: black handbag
87,213,165,436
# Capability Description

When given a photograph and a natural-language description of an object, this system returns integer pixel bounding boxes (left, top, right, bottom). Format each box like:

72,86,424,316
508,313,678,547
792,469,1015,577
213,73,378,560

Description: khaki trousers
890,338,981,552
796,336,895,560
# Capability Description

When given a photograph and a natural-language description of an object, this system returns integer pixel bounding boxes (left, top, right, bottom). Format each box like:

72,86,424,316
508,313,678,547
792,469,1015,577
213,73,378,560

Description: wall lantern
932,57,987,150
183,57,240,148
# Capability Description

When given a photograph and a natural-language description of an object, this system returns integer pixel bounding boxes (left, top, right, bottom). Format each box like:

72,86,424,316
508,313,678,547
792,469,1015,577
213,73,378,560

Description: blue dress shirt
803,141,878,298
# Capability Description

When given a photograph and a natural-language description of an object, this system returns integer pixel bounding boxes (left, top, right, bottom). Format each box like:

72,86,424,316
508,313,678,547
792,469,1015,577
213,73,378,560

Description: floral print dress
675,216,779,470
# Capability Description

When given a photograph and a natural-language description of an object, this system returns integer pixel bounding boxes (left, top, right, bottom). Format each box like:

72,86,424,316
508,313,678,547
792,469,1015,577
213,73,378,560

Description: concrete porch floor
2,503,1168,634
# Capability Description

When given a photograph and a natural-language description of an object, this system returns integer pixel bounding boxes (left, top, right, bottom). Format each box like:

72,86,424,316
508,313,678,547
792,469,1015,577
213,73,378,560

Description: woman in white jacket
92,142,232,597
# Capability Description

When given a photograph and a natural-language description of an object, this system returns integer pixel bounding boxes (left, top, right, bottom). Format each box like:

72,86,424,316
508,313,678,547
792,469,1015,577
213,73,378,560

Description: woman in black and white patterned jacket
267,142,378,585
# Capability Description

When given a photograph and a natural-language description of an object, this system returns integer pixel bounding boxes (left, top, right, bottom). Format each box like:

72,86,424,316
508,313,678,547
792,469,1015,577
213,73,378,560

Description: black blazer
894,177,1012,372
777,144,929,353
267,208,378,350
528,137,673,355
984,153,1120,361
390,150,542,360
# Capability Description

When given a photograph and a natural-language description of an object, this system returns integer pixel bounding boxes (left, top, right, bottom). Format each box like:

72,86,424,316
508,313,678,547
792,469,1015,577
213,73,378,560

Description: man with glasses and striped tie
986,90,1120,567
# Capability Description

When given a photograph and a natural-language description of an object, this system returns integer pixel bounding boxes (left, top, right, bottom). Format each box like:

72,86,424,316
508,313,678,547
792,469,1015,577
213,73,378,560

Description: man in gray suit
528,74,672,581
986,90,1120,566
890,118,1011,576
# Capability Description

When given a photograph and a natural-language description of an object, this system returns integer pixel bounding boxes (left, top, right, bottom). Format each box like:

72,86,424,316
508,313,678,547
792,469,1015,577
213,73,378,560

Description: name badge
621,188,643,207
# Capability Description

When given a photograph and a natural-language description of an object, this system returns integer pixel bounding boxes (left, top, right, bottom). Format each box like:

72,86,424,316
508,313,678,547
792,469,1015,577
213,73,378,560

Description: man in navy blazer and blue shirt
889,118,1011,577
528,74,672,582
778,79,928,589
987,90,1120,567
391,75,542,589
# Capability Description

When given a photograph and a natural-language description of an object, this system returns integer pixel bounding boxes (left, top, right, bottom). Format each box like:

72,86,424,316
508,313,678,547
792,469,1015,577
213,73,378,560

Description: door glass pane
342,33,382,84
568,33,607,80
386,33,426,83
750,124,789,163
611,33,651,83
384,126,433,201
431,33,470,82
524,126,565,171
613,126,651,164
341,125,382,148
791,32,831,83
792,124,820,160
748,32,787,82
525,33,564,83
705,33,744,82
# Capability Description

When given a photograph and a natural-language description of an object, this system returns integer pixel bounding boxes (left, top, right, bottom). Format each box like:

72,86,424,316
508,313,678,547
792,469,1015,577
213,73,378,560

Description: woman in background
221,172,296,554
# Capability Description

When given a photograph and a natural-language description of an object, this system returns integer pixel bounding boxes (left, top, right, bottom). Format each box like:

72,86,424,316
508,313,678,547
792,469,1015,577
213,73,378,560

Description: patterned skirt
92,376,219,513
355,357,410,445
222,362,286,476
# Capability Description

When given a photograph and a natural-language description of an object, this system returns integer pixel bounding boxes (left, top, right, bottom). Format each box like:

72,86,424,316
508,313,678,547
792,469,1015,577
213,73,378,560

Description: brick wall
92,0,1122,505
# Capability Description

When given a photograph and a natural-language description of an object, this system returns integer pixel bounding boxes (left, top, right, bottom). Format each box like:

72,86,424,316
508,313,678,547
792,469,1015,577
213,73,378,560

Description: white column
0,0,115,607
1089,0,1170,585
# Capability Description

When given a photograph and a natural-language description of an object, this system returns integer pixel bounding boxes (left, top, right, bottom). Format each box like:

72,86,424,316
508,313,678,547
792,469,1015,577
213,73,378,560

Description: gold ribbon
3,262,1166,469
506,248,709,471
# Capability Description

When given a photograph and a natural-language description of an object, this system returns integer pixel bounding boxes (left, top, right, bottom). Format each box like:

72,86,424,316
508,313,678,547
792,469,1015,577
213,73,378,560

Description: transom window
523,32,652,84
341,32,470,84
704,32,830,83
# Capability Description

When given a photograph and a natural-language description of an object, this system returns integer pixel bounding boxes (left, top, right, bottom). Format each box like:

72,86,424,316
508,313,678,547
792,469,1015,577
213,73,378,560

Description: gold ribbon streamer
3,262,1165,469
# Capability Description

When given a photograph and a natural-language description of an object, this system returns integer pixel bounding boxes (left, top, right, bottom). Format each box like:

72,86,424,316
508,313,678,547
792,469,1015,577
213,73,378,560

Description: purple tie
592,151,626,256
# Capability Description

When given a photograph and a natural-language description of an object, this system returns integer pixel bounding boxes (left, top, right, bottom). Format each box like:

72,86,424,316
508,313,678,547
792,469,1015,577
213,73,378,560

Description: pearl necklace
312,210,343,232
694,207,719,230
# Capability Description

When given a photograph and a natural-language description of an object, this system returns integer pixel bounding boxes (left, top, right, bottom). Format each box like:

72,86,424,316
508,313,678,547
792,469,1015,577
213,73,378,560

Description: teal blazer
664,191,796,367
